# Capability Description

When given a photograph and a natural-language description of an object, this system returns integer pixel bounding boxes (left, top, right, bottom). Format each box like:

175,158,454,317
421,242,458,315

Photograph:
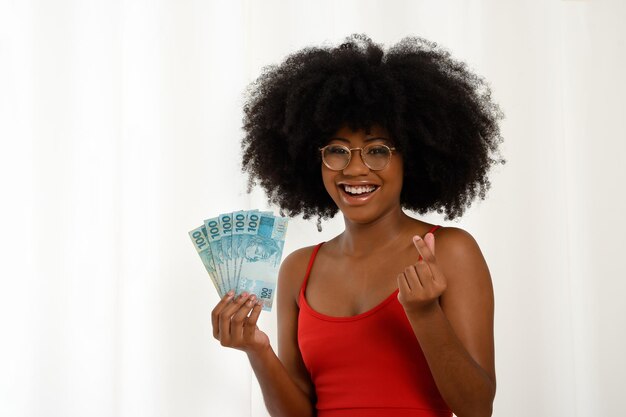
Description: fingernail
250,295,257,301
413,235,422,241
227,290,234,296
256,300,264,306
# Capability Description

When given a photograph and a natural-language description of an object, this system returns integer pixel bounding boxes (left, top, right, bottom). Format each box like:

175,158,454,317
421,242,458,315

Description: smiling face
321,124,404,224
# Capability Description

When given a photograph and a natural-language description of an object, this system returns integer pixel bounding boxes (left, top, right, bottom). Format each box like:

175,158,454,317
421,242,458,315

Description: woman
211,34,504,417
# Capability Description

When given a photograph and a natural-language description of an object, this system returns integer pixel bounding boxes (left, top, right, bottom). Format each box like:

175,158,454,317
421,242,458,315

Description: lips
337,182,380,205
342,184,379,195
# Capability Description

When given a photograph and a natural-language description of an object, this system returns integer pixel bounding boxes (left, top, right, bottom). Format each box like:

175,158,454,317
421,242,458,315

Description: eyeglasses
319,143,396,171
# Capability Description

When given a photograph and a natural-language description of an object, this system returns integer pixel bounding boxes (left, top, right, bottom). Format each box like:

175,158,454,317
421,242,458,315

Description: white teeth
343,185,377,195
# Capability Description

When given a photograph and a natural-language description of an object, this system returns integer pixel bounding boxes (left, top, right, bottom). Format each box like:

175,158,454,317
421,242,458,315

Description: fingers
405,265,423,289
243,301,264,340
212,290,263,350
217,292,253,346
399,233,446,312
211,290,235,339
424,232,436,256
397,271,412,293
415,258,434,287
231,294,258,341
414,234,448,285
413,234,436,263
218,293,246,345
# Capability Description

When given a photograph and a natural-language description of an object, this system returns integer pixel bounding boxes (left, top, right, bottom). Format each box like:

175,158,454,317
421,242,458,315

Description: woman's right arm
210,248,316,417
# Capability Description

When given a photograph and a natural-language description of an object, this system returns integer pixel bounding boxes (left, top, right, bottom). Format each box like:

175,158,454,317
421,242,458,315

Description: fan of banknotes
189,210,289,311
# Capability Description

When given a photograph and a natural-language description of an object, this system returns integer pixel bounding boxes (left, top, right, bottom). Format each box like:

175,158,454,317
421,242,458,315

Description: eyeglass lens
322,145,391,170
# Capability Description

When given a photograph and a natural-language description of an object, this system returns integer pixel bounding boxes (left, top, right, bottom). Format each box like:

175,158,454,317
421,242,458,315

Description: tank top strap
417,225,441,261
300,242,325,294
428,224,441,234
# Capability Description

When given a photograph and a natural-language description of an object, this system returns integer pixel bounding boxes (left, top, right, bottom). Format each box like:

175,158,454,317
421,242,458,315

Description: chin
339,205,394,225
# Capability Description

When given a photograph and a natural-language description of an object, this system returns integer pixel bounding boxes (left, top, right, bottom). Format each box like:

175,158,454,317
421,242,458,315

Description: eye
326,145,349,155
366,145,390,155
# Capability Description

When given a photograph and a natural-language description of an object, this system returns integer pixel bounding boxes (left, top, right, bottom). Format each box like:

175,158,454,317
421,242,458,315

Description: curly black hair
241,34,504,221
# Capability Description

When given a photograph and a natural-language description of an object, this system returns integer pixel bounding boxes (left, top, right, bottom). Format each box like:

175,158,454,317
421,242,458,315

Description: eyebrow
328,136,391,143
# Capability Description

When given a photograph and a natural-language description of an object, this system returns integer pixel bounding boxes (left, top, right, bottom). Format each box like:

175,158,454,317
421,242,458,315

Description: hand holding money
211,290,270,355
189,210,289,311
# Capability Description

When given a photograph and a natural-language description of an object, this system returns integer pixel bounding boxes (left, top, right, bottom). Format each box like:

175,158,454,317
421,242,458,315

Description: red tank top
297,225,452,417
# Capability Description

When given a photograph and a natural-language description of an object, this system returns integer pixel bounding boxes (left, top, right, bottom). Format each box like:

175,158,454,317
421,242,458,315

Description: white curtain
1,1,625,416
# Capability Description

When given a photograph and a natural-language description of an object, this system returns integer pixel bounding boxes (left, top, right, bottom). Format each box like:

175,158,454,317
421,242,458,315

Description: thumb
424,232,436,256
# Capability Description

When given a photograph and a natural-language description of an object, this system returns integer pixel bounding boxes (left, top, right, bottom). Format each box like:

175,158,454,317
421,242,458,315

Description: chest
304,247,418,317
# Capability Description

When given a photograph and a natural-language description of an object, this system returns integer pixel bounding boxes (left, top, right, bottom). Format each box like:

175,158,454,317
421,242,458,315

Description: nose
342,149,370,176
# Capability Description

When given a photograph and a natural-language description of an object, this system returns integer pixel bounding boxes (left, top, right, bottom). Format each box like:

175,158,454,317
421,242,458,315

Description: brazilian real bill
188,225,223,296
235,213,288,311
190,210,288,311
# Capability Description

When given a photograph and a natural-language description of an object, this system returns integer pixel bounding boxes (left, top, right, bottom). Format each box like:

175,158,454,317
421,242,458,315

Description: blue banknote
218,212,235,290
204,216,232,293
191,210,289,311
235,213,288,311
188,225,224,296
231,209,253,286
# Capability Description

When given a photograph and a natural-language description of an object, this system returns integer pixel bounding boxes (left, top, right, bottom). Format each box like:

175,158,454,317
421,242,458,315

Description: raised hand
211,290,270,355
397,233,448,314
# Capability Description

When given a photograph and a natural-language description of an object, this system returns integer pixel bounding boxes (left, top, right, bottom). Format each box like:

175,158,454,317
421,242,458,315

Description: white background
1,1,625,416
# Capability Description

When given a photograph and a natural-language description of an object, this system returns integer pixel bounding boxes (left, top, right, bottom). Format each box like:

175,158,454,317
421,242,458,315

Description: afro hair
241,34,504,221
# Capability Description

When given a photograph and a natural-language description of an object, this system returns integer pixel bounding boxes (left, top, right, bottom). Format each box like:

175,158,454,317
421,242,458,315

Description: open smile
338,183,380,204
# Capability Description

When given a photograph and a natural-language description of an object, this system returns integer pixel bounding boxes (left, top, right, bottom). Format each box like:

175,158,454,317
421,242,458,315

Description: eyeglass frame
318,143,397,171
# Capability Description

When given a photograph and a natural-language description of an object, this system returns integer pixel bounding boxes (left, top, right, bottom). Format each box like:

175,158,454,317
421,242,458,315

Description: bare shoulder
432,226,491,286
433,226,482,255
278,245,319,304
430,226,494,304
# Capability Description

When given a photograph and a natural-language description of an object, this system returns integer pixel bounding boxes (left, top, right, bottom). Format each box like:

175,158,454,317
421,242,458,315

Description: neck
339,208,414,257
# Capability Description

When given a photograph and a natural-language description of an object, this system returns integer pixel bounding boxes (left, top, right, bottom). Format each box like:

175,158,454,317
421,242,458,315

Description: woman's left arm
397,227,496,417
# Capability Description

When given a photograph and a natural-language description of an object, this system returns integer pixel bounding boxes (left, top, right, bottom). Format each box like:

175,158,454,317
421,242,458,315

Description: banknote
188,225,223,296
236,213,288,311
231,209,252,286
204,216,231,293
191,210,289,311
234,210,261,285
218,212,235,289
